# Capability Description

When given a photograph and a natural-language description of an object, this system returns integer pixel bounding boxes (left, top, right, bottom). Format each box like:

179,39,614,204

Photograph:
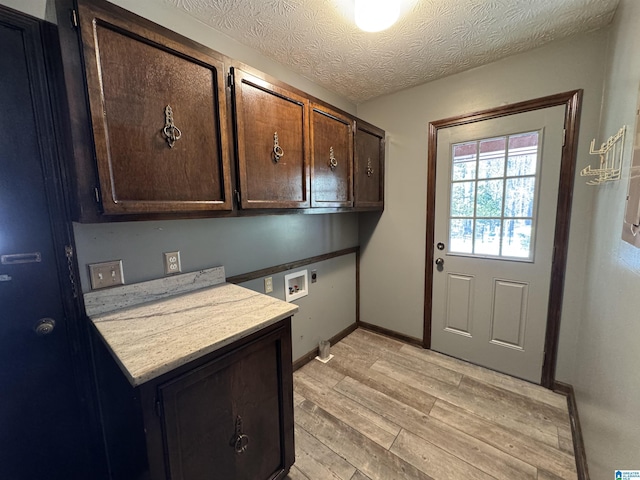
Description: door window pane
476,180,503,217
450,182,475,216
474,219,501,256
504,177,535,217
502,219,532,258
478,157,505,179
448,131,540,260
452,142,477,180
507,132,538,176
450,219,473,253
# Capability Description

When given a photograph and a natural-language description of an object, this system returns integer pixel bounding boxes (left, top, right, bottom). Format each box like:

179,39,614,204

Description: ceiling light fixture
354,0,400,32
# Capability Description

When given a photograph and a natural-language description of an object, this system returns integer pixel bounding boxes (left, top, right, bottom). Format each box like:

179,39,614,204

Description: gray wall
356,29,608,382
573,1,640,476
240,253,356,361
74,215,358,291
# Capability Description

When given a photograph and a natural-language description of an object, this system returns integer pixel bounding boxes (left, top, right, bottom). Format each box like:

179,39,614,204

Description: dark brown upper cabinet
232,67,311,209
56,0,233,218
310,104,354,208
354,120,385,209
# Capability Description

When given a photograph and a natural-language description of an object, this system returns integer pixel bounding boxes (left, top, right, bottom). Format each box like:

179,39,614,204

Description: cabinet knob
273,132,284,162
232,415,250,454
366,158,374,177
34,318,56,336
234,434,250,454
162,105,182,148
329,146,338,171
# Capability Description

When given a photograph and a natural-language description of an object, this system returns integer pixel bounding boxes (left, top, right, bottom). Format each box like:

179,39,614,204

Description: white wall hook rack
581,126,626,185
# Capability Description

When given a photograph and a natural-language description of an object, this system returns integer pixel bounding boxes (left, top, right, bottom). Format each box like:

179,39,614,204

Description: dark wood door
354,120,385,208
310,104,354,207
232,67,310,209
158,326,293,480
76,0,233,215
0,8,90,479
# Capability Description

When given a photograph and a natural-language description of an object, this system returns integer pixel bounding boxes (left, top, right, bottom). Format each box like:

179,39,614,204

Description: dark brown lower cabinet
92,318,294,480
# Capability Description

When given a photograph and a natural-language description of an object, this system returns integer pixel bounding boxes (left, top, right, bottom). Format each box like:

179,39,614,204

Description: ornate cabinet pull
329,146,338,171
273,132,284,163
366,158,374,177
162,105,182,148
231,415,249,454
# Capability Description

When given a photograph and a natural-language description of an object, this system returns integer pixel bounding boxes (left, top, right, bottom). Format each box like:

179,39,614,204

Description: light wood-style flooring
286,328,577,480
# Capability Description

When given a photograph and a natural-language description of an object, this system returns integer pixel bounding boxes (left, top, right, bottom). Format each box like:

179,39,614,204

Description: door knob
435,258,444,266
34,318,55,336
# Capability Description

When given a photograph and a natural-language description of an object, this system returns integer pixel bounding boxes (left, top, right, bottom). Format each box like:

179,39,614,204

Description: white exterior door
431,106,565,383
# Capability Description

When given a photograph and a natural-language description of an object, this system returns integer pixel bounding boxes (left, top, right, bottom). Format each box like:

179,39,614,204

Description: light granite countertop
89,282,298,386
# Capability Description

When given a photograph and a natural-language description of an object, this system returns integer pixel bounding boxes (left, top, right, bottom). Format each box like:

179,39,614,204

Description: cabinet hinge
227,72,234,88
65,245,78,299
70,9,79,28
94,187,101,204
155,398,163,418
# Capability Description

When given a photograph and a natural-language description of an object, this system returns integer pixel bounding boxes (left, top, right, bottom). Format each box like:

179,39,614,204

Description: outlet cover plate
164,251,181,275
264,276,273,293
89,260,124,290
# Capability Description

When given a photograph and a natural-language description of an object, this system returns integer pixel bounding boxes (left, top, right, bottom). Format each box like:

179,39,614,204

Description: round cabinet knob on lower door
34,318,55,336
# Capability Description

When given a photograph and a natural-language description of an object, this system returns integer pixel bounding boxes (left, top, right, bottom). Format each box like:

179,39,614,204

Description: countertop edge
127,310,296,386
89,282,299,387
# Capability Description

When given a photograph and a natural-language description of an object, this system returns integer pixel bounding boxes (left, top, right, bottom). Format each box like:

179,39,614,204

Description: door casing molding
423,90,583,388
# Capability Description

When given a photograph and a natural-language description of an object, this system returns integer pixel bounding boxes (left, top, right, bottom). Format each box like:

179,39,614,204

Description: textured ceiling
157,0,619,104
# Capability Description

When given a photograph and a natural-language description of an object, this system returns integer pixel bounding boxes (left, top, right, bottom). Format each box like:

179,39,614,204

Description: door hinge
70,9,79,28
228,72,234,88
65,245,78,299
155,398,163,418
562,128,566,147
94,186,101,204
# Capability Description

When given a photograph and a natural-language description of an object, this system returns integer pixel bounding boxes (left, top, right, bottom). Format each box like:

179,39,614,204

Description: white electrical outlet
264,276,273,293
164,251,181,275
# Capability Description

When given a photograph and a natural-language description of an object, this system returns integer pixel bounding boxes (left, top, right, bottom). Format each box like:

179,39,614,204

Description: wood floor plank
299,358,346,388
430,400,578,480
390,429,496,480
294,371,401,449
342,333,462,386
335,376,537,480
295,400,435,480
285,465,310,479
459,376,570,427
350,471,372,480
558,434,574,455
293,424,356,480
557,424,572,440
349,328,405,351
399,344,567,410
324,351,437,414
371,359,560,447
293,390,305,406
331,340,379,370
537,469,566,480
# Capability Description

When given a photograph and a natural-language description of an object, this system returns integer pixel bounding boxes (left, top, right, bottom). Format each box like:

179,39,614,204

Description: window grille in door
449,131,541,261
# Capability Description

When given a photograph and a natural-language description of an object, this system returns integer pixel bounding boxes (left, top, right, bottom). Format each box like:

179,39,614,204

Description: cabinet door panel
355,121,385,208
233,68,310,209
159,330,288,480
311,105,354,207
79,1,232,214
